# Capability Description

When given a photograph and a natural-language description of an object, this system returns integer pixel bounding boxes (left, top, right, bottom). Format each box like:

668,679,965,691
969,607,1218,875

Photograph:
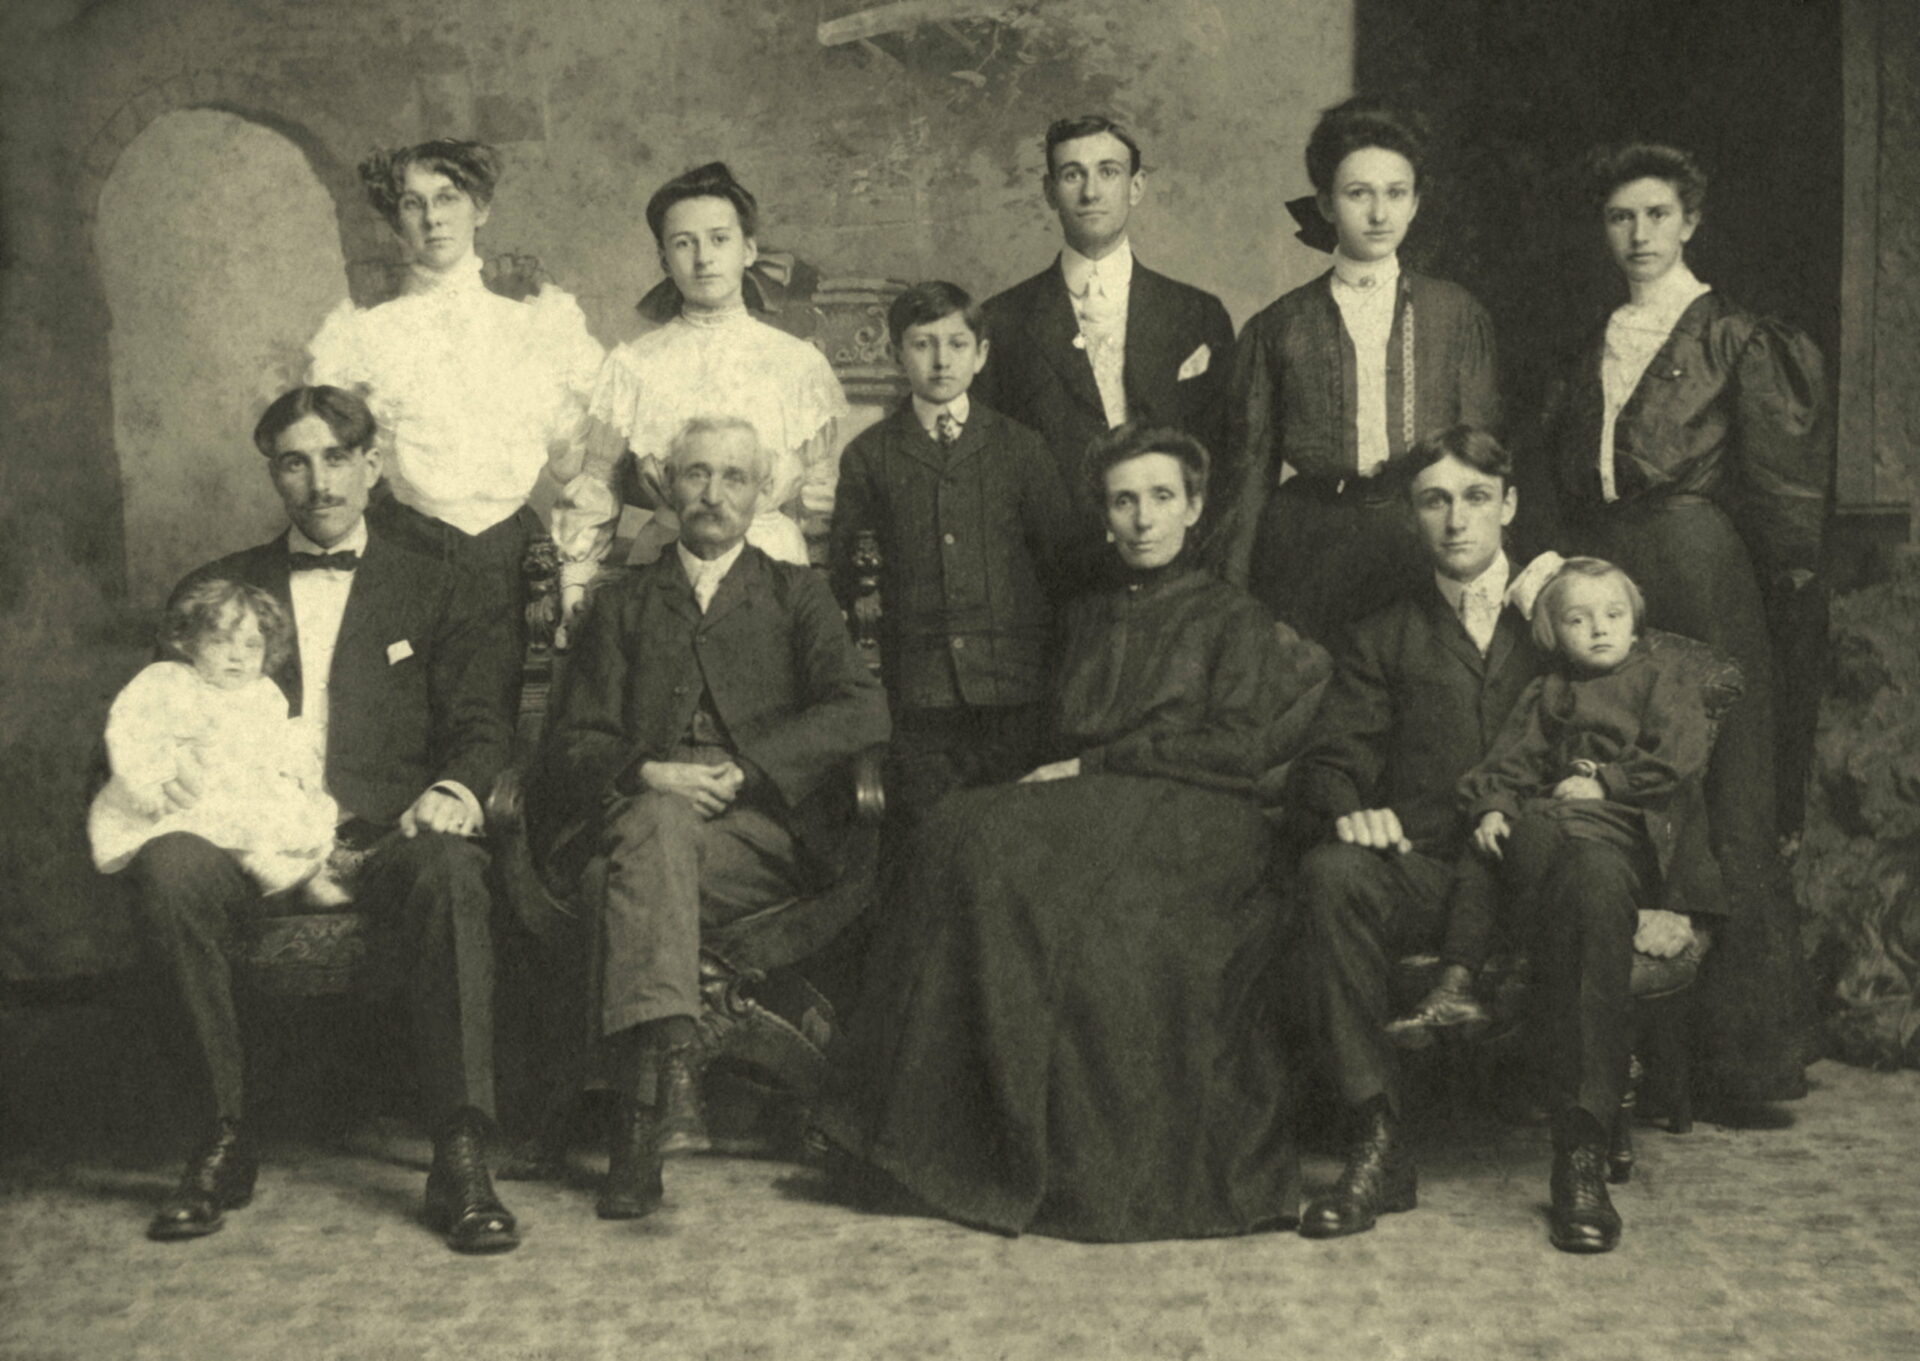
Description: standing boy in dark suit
830,281,1078,821
125,385,523,1253
535,416,890,1223
978,115,1235,563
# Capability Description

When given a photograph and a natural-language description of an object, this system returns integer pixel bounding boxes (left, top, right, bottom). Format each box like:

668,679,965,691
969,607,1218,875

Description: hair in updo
358,140,502,229
1085,423,1210,507
646,162,759,246
1530,557,1646,653
1584,142,1708,218
1305,97,1429,194
162,579,295,676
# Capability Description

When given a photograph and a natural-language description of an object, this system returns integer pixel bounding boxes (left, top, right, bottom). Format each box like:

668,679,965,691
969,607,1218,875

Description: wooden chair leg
1609,1052,1640,1184
1651,993,1694,1134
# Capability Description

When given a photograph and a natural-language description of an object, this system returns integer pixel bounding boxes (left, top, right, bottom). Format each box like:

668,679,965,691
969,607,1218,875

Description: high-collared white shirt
1599,263,1713,501
911,392,970,444
285,518,479,827
1331,251,1402,478
1434,552,1512,657
286,519,367,748
676,538,746,614
307,252,604,537
1060,238,1134,429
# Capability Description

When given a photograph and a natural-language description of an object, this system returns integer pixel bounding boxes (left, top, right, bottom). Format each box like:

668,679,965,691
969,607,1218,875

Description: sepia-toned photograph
3,0,1916,1356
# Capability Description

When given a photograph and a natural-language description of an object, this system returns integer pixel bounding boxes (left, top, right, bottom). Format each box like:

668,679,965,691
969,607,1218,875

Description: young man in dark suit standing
535,415,891,1224
978,115,1235,570
127,385,524,1252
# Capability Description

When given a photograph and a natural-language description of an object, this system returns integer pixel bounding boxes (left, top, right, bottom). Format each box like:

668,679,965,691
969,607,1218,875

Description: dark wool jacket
978,257,1235,537
1219,269,1500,588
829,399,1077,712
1288,581,1545,854
1537,290,1831,579
534,546,891,864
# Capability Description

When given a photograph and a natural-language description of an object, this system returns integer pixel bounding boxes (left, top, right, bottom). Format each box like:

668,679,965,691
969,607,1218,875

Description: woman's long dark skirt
1246,479,1425,644
816,773,1298,1242
1566,496,1815,1102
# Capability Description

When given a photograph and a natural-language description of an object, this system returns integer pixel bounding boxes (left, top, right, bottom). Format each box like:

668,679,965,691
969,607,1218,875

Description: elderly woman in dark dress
1537,143,1831,1102
816,425,1325,1242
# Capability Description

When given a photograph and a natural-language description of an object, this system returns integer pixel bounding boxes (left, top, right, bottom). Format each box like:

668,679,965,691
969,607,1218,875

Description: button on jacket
830,400,1078,712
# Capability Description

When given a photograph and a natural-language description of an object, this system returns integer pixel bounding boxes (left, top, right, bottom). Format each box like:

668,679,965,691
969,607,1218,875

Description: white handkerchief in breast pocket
387,639,415,665
1177,344,1211,381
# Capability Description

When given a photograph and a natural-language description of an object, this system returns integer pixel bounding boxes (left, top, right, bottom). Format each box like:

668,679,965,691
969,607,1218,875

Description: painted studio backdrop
2,0,1917,1069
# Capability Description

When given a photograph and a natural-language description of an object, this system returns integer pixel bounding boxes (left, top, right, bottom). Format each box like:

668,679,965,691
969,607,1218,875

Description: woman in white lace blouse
558,161,848,583
308,139,605,625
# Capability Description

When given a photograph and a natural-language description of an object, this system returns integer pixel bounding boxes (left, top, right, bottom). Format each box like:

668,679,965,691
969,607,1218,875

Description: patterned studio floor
3,1059,1918,1361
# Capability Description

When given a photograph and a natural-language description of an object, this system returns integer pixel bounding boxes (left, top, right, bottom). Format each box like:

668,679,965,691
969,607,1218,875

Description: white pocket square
1177,344,1211,381
387,639,415,665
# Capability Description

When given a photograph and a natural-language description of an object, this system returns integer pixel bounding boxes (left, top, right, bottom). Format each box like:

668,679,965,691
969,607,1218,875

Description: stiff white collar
911,392,970,436
1059,239,1134,298
402,251,487,299
676,537,746,591
1620,262,1711,324
287,518,369,559
679,298,752,328
1434,552,1511,614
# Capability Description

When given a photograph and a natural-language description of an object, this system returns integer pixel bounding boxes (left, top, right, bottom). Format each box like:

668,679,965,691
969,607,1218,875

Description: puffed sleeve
551,345,641,589
527,284,606,458
306,301,399,465
1216,315,1281,589
791,345,851,516
1727,317,1831,579
306,299,373,395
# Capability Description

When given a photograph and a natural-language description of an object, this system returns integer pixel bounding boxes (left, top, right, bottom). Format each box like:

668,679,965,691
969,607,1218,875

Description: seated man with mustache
532,414,891,1223
125,384,523,1253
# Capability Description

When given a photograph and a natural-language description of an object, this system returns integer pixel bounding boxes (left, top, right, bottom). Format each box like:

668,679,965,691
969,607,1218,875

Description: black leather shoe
1299,1100,1417,1239
148,1119,257,1242
424,1108,520,1254
656,1041,711,1157
1385,983,1492,1047
597,1090,665,1220
1549,1116,1623,1253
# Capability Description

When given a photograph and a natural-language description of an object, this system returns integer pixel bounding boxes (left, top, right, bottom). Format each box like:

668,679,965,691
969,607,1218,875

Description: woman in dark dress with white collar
1537,143,1831,1103
1220,98,1501,643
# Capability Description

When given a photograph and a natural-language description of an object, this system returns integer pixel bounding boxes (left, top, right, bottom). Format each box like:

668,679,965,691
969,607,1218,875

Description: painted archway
96,108,353,604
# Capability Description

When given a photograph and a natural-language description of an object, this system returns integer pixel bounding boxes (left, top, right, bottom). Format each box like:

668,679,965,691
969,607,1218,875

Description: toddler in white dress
90,580,342,900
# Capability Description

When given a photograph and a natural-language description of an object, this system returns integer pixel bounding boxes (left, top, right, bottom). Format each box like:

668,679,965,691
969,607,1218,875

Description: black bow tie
290,549,360,572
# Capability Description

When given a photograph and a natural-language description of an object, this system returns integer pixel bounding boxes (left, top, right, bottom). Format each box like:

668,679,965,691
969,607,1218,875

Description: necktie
290,550,360,572
691,564,722,614
935,412,962,448
1459,582,1498,655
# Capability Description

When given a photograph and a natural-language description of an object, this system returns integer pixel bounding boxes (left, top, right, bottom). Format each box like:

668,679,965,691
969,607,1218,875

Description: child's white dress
88,661,339,894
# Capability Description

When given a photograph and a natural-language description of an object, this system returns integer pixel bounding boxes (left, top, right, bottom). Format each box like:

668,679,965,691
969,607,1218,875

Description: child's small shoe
300,869,354,908
1385,977,1491,1048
